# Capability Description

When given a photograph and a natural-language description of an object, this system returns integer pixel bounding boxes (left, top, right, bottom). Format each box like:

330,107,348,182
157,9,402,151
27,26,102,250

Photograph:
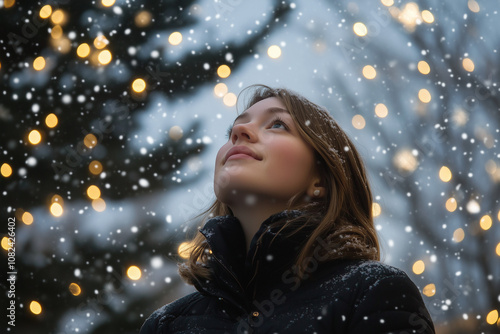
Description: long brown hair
179,85,379,284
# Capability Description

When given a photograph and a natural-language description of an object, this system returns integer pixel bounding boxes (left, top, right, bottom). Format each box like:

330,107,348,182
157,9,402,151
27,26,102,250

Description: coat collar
197,210,310,311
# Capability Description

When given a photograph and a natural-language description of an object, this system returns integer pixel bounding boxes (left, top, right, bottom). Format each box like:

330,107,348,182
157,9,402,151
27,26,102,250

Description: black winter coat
140,211,435,333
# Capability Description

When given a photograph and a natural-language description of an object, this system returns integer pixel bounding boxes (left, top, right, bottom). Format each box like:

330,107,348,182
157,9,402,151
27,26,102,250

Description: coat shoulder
139,292,203,334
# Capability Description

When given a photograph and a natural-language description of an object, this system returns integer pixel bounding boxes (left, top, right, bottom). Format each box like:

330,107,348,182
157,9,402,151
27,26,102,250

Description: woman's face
214,97,317,207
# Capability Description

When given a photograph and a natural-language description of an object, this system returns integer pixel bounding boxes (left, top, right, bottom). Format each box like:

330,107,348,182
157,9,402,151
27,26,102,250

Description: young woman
140,85,435,333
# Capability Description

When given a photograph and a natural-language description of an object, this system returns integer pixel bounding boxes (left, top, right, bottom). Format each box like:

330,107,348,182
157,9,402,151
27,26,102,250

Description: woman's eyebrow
232,107,289,125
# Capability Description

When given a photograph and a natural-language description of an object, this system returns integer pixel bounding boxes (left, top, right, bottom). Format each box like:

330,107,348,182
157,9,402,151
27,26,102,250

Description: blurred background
0,0,499,333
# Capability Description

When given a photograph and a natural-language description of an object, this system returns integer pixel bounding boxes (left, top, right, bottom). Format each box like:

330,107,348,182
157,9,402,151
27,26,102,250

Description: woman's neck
229,198,288,252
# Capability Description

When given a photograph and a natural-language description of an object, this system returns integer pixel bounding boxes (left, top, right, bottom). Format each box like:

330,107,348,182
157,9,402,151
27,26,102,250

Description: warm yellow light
87,185,101,199
102,0,115,7
135,10,152,28
223,92,237,107
393,150,418,174
28,130,42,145
168,32,183,46
362,65,376,79
83,134,97,148
51,194,64,204
127,265,142,280
92,198,106,212
479,215,493,230
421,10,434,23
462,58,475,72
267,45,282,59
169,126,183,141
30,301,42,315
132,78,146,93
50,202,63,217
496,242,500,256
214,83,228,98
51,36,71,54
89,160,103,175
452,228,465,243
352,115,366,130
485,160,497,175
97,50,112,65
51,9,66,25
1,237,10,250
372,202,382,217
178,241,192,259
217,64,231,79
468,0,480,13
4,0,15,9
353,22,368,36
417,61,430,75
40,5,52,19
445,197,457,212
498,209,500,222
439,166,452,182
486,310,499,325
50,25,63,39
94,35,109,49
45,113,58,128
422,283,436,297
1,163,12,177
33,56,46,71
381,0,394,6
76,43,90,58
412,260,425,275
375,103,388,118
418,89,431,103
69,283,82,296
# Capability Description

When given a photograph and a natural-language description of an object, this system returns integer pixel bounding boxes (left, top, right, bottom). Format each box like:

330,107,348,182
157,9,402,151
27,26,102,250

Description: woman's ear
307,178,326,199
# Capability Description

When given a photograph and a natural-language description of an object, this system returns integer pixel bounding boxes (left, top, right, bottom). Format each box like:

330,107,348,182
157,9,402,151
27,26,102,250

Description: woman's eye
270,118,288,130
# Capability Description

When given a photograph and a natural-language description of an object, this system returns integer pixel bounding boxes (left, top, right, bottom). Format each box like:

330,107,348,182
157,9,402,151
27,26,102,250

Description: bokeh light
421,10,434,23
393,149,418,174
132,78,147,93
22,211,34,225
45,113,58,128
168,32,183,45
267,45,282,59
380,0,394,6
1,163,13,177
30,301,42,315
84,134,97,148
417,60,430,75
372,202,382,217
33,57,46,71
217,65,231,78
412,260,425,275
51,9,66,25
169,125,184,140
486,310,498,325
40,5,52,19
97,50,112,65
462,58,475,72
69,283,82,296
479,215,492,231
223,92,237,107
452,228,465,243
418,88,432,103
89,160,103,175
422,283,436,297
102,0,115,7
445,197,457,212
135,10,152,28
214,83,228,97
351,115,366,130
468,0,480,13
28,130,42,145
77,43,91,58
439,166,452,182
94,35,109,49
127,265,142,280
87,185,101,199
362,65,376,79
50,202,64,217
353,22,368,36
374,103,388,118
92,198,106,212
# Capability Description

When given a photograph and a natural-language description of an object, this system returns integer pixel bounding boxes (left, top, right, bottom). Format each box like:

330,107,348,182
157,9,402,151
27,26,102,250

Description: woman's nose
231,123,257,144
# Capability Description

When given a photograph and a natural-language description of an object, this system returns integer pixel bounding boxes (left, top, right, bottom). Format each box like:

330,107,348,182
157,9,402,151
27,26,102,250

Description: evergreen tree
0,0,292,332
